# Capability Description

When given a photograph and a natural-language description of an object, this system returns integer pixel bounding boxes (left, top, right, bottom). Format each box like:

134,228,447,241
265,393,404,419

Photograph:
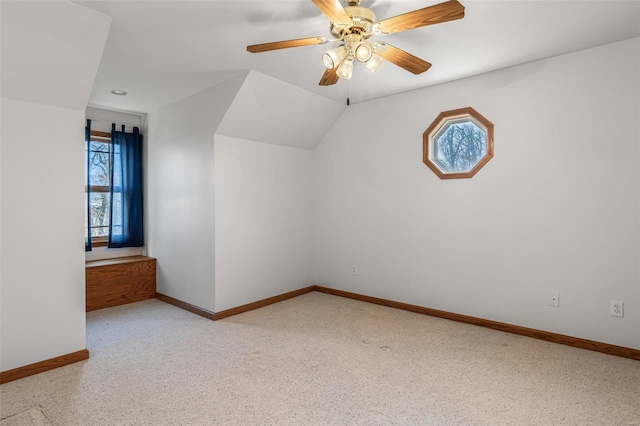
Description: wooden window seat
85,255,156,312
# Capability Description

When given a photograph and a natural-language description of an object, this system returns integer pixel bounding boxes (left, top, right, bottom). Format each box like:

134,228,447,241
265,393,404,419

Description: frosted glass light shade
364,53,383,73
322,46,347,69
336,57,354,79
354,42,373,63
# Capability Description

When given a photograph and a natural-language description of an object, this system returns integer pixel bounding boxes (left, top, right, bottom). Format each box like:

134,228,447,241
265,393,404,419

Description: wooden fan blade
319,68,339,86
376,0,464,35
247,36,328,53
376,43,432,74
311,0,352,25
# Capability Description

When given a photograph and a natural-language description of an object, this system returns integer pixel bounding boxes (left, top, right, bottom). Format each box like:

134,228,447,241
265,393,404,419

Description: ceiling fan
247,0,465,86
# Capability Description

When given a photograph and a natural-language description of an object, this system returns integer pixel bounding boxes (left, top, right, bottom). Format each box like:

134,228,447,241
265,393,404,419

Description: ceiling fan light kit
328,33,380,80
323,46,347,69
364,52,383,73
247,0,465,86
336,56,354,79
354,42,373,63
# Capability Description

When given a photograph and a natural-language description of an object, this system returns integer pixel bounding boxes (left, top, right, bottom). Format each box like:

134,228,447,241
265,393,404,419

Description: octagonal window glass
433,119,487,173
423,107,494,179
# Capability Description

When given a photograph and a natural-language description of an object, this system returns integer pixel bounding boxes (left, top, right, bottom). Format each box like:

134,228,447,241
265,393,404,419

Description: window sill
91,239,108,248
85,244,144,262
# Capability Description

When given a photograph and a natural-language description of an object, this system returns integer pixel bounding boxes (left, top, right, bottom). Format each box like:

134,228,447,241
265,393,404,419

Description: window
423,107,494,179
86,130,112,247
85,123,144,251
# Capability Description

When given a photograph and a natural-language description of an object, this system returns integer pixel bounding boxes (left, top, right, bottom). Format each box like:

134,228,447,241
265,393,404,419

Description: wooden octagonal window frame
423,107,494,179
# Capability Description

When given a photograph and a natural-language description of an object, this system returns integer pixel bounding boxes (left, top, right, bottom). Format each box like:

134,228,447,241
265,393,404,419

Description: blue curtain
85,119,92,252
108,124,144,248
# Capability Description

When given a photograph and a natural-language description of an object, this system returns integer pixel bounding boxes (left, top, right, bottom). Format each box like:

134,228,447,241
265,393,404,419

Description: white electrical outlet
351,265,358,275
549,292,559,307
610,301,624,318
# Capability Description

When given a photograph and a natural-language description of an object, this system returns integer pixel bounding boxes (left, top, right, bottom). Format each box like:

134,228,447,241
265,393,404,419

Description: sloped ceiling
217,70,346,150
73,0,640,113
0,1,111,110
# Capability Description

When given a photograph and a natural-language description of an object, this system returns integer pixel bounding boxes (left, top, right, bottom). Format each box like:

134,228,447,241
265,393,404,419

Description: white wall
148,70,338,313
214,136,313,311
146,74,247,311
313,38,640,349
0,99,87,370
0,0,110,372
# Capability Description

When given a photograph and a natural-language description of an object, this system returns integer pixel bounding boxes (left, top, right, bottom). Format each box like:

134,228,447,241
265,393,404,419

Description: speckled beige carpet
0,407,52,426
1,292,639,425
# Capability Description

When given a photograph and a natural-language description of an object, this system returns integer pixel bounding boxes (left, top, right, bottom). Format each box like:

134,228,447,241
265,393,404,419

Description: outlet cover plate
549,292,559,307
610,301,624,317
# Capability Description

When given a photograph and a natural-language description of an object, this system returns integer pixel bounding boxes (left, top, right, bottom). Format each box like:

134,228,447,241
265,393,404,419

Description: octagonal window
423,107,494,179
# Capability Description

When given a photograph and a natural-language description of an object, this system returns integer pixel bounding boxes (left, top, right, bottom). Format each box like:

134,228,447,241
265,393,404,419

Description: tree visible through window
423,107,494,179
86,131,112,244
434,120,487,172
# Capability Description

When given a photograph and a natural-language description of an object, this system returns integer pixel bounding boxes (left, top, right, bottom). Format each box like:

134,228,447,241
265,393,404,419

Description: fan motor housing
330,6,376,39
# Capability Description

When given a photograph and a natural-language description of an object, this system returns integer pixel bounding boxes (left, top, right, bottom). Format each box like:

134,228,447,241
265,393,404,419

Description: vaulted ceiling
73,1,639,113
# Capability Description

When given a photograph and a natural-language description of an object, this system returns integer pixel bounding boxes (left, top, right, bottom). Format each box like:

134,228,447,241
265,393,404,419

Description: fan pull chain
346,81,350,106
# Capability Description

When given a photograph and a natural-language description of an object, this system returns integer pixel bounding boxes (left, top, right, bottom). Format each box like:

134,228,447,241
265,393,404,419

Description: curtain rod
87,117,141,127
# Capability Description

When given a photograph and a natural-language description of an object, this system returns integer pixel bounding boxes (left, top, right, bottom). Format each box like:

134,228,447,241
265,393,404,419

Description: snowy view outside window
434,120,487,173
86,141,110,238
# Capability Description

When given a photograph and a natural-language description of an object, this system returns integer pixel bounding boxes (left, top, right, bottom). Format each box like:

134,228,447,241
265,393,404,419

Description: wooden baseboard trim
155,285,638,359
155,292,216,320
0,349,90,384
313,286,640,361
213,286,316,320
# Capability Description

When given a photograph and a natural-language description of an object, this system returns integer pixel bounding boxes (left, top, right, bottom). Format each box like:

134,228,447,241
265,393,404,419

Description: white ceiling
217,71,346,149
76,0,640,114
1,1,111,110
